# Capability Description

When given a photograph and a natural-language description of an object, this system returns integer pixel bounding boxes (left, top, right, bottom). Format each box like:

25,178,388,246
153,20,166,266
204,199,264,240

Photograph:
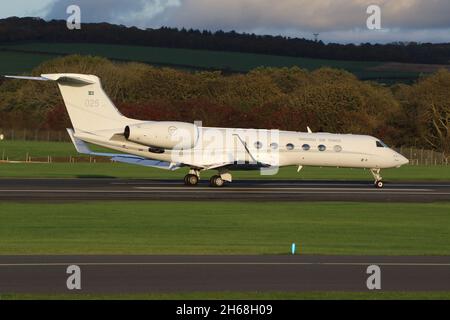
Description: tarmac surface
0,255,449,293
0,178,449,202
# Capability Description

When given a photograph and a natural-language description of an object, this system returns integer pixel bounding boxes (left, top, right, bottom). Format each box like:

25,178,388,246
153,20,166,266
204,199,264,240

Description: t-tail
4,73,139,134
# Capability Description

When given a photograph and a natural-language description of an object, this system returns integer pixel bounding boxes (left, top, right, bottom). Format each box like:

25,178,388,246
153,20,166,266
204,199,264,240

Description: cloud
44,0,450,43
46,0,181,28
0,0,55,18
155,0,450,31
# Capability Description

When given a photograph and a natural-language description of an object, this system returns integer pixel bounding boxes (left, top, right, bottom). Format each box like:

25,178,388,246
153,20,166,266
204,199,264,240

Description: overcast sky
1,0,449,44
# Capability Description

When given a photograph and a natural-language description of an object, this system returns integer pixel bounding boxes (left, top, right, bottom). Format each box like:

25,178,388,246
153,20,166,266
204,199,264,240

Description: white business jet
4,74,409,188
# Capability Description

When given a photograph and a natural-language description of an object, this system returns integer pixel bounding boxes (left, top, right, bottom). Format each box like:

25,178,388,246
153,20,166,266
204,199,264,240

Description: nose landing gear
375,180,384,189
370,169,384,189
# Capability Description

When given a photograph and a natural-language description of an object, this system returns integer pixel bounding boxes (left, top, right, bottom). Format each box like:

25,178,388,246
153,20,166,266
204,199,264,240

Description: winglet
232,134,258,163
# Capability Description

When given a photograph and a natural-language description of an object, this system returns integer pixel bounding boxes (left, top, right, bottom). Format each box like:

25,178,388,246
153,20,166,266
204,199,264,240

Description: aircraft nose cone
396,154,409,166
393,151,409,167
401,156,410,165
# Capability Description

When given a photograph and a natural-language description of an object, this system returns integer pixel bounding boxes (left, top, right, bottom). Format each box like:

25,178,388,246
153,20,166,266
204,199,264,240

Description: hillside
1,17,450,65
1,17,449,83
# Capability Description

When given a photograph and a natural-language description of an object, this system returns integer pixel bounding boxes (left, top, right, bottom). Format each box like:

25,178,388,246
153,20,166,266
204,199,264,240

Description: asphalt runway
0,255,449,293
0,179,449,202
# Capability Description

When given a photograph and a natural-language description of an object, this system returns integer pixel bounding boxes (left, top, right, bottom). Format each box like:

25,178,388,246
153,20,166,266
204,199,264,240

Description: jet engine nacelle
124,121,199,150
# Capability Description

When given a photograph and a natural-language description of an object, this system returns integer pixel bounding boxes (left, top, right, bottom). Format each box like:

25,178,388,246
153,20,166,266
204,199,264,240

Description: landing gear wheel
370,169,384,189
184,174,199,186
209,175,225,188
375,180,384,189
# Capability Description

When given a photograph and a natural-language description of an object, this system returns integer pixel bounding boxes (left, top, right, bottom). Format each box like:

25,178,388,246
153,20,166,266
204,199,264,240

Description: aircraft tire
210,175,225,188
184,174,199,186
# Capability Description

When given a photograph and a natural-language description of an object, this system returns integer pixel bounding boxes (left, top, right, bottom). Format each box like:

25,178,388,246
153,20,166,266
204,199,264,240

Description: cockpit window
376,141,388,148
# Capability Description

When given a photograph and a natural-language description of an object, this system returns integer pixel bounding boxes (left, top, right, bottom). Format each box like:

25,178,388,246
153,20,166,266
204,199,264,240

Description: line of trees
0,55,449,155
1,17,450,64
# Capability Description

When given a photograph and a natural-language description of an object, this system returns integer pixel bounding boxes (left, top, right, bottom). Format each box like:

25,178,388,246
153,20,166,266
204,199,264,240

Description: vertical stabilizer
41,73,137,133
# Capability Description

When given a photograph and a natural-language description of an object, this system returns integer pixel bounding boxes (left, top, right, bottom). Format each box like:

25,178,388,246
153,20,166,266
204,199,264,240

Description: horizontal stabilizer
4,74,95,85
3,75,50,81
67,129,180,171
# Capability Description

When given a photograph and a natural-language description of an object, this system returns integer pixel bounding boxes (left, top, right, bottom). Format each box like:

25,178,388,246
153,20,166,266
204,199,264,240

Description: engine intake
124,121,199,150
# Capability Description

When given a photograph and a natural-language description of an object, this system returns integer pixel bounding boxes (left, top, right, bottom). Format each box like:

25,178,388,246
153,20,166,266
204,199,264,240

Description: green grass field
0,140,112,160
0,50,60,74
0,140,449,180
0,42,379,72
0,42,420,82
0,201,449,255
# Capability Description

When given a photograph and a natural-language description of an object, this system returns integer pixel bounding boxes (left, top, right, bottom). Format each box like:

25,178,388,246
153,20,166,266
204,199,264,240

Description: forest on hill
0,55,449,155
1,17,450,65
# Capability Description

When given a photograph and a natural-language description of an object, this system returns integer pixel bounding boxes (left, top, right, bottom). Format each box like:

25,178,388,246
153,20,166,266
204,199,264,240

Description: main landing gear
184,169,200,186
184,174,199,186
209,175,225,187
184,169,232,187
370,168,384,189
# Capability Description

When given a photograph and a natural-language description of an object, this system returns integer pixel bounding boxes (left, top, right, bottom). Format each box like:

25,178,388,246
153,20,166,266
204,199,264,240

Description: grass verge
0,201,449,255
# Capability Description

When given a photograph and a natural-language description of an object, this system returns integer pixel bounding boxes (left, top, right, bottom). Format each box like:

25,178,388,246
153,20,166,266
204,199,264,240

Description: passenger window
302,144,310,151
270,142,279,150
286,143,295,151
334,145,342,152
254,141,263,149
318,145,326,152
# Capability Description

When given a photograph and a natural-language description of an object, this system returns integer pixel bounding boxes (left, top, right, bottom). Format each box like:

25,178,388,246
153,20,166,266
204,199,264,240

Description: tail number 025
85,99,100,108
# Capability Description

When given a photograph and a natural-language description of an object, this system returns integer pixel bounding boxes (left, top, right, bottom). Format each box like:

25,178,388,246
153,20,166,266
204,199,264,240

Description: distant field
1,201,449,255
0,50,60,74
0,42,422,82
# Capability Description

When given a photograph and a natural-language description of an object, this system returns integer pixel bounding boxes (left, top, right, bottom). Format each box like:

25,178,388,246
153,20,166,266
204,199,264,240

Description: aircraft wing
109,156,179,170
66,129,181,171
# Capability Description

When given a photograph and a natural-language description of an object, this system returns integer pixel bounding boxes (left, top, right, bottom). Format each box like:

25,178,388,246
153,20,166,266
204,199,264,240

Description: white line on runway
0,262,449,267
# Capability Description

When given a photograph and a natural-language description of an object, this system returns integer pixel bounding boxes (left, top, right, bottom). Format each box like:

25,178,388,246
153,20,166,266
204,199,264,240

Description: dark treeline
0,56,449,155
1,17,450,64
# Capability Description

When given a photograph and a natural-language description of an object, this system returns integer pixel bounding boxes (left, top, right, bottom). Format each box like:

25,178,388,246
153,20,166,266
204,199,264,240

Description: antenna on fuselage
307,126,313,133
